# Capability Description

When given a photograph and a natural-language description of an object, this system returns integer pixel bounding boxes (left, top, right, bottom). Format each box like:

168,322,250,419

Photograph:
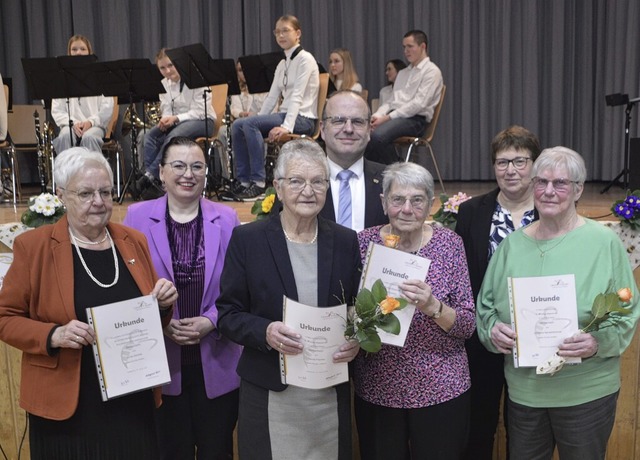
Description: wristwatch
432,300,443,319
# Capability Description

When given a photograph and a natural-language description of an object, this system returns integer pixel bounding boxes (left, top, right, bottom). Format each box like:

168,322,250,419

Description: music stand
601,94,640,193
165,44,240,195
239,52,284,94
92,59,165,202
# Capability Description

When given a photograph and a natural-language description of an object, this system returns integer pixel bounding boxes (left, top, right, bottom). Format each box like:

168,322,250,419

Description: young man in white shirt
365,30,443,165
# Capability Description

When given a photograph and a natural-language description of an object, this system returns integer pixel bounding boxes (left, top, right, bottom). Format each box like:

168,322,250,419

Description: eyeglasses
323,116,369,130
532,177,579,193
62,187,114,203
273,28,294,36
278,177,329,193
388,195,428,209
163,161,207,176
494,157,531,171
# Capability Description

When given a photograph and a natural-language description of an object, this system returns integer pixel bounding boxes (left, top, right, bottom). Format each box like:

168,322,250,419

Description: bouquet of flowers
251,187,277,220
432,192,472,230
612,190,640,230
344,279,409,353
537,286,633,376
21,193,65,228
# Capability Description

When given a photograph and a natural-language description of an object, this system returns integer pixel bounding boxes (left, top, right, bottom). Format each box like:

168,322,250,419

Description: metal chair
101,97,126,198
393,85,447,193
195,84,229,166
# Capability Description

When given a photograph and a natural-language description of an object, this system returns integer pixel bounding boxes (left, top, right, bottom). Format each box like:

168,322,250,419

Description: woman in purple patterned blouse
354,162,475,460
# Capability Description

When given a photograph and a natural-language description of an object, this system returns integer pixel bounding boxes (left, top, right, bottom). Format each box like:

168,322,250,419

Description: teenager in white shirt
230,15,319,201
365,30,443,165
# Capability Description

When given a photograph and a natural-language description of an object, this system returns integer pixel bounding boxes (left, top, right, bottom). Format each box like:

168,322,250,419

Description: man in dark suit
319,90,388,231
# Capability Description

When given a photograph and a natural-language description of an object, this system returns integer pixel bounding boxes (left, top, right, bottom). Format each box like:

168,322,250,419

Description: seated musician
138,48,215,196
51,35,114,154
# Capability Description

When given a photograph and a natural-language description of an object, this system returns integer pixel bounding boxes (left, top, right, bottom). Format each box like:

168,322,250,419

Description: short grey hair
382,162,435,204
54,147,113,189
531,146,587,184
273,139,329,180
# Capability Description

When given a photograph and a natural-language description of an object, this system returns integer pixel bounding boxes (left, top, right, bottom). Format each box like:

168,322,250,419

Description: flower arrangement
612,189,640,230
344,279,408,353
251,187,277,220
21,193,65,228
432,192,472,230
537,286,633,376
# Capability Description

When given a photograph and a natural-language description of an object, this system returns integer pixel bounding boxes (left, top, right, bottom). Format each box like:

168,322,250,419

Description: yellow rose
618,287,633,303
383,234,400,248
261,194,275,213
379,296,401,314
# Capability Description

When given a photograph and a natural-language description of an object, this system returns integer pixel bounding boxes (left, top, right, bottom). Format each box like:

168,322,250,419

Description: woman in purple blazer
123,137,241,460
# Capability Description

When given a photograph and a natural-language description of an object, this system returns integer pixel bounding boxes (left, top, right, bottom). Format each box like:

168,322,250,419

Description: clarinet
224,97,234,180
33,111,47,193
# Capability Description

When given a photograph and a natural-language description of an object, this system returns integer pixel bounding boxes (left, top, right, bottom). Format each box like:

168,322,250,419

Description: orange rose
383,234,400,248
379,296,401,314
618,287,633,303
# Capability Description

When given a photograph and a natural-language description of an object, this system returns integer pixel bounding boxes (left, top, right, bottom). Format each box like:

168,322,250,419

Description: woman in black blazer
455,126,541,460
217,139,361,460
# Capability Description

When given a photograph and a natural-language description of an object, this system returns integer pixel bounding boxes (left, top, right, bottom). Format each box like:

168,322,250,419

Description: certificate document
360,242,431,346
86,294,171,401
280,296,348,389
508,274,581,368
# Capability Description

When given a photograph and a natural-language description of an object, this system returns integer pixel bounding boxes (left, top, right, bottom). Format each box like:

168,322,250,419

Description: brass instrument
33,111,55,192
121,102,161,136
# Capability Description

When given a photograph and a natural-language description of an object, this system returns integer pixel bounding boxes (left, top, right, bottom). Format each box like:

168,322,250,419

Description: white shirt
159,78,215,122
374,56,443,122
328,157,366,232
230,91,269,119
51,95,113,130
378,84,393,106
260,46,319,132
0,74,7,141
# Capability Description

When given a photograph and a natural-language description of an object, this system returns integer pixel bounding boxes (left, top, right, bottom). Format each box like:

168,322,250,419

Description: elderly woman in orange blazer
0,147,178,460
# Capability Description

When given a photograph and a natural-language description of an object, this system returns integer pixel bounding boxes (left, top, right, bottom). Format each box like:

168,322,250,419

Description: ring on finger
279,342,283,350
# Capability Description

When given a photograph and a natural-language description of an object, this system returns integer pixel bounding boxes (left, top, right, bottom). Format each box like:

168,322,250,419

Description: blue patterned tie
337,170,355,228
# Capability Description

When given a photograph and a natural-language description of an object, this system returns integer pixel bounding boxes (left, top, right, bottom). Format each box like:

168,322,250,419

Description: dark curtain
0,0,638,181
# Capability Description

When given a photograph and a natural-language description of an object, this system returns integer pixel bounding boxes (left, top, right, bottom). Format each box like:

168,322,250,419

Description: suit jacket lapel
363,161,383,228
51,217,77,321
320,189,336,222
148,197,174,279
202,201,221,297
316,218,335,306
265,216,298,300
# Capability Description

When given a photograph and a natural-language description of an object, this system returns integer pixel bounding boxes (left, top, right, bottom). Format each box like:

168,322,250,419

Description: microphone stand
601,96,639,193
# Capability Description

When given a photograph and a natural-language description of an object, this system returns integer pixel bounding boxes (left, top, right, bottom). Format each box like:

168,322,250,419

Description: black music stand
93,59,165,202
165,44,240,195
239,52,284,94
601,94,640,193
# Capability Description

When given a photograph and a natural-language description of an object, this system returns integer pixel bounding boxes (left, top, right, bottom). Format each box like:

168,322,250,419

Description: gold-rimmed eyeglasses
278,177,329,193
323,116,369,130
532,177,579,193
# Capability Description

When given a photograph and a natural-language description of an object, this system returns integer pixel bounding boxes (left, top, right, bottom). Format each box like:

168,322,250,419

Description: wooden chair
393,85,447,193
370,97,380,114
264,73,330,180
195,83,229,173
101,97,126,199
360,88,369,104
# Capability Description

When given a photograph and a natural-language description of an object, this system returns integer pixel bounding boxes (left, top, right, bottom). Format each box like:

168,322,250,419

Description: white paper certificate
280,297,348,389
508,274,581,368
86,294,171,400
360,242,431,346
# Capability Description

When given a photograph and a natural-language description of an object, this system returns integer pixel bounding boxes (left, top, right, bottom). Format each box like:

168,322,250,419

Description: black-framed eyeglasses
323,116,369,130
61,187,114,203
278,177,329,193
388,195,428,210
532,177,579,193
163,161,207,176
494,157,531,171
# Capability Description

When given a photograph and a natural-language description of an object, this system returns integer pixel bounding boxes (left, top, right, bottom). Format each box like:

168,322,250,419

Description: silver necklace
282,224,318,244
69,228,120,288
69,230,108,246
534,223,573,258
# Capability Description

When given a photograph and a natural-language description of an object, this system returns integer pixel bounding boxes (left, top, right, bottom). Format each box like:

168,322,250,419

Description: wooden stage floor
0,181,627,226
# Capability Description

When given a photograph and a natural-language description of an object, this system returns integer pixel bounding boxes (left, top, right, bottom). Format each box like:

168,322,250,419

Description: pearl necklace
68,230,108,246
69,228,120,288
282,224,318,244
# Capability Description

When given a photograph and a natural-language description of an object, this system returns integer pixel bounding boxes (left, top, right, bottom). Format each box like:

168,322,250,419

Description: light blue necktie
337,170,355,228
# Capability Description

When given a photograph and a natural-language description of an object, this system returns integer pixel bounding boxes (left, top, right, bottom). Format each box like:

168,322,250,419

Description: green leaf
359,330,382,353
395,298,409,310
250,201,263,214
378,313,401,335
371,279,388,302
355,288,377,317
591,293,608,318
